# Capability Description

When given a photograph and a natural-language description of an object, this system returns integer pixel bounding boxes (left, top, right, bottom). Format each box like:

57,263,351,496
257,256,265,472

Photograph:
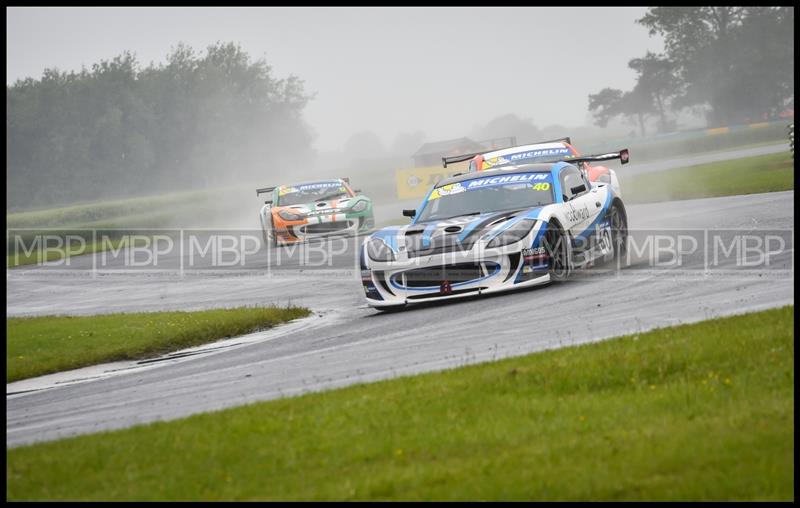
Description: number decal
533,182,551,191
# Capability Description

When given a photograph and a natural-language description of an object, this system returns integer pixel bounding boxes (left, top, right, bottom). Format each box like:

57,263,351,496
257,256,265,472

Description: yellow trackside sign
395,162,470,199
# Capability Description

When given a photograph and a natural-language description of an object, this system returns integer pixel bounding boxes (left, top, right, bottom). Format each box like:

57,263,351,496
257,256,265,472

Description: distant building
411,137,486,168
411,136,518,167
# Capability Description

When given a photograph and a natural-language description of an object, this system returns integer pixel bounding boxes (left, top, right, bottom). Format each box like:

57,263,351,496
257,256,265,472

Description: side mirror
402,209,416,218
265,200,273,205
570,184,587,195
354,189,362,194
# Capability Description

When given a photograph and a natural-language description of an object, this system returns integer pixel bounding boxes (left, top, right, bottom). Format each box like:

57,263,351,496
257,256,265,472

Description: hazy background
7,6,662,152
6,7,793,220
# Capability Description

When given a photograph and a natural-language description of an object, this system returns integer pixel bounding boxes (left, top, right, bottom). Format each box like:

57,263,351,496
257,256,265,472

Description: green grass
6,189,215,228
585,121,791,163
6,185,255,267
7,306,793,501
622,152,794,204
6,306,311,383
7,237,133,268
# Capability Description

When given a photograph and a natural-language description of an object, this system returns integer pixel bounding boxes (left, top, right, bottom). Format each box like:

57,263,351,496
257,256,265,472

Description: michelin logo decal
467,173,550,189
508,148,571,161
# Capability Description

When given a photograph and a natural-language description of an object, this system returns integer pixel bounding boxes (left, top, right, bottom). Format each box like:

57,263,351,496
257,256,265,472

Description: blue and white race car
360,150,630,310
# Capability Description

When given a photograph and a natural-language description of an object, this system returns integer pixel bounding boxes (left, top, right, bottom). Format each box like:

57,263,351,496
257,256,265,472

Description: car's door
559,165,606,253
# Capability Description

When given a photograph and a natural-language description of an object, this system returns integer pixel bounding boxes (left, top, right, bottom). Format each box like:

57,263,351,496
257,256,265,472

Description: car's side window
560,166,586,201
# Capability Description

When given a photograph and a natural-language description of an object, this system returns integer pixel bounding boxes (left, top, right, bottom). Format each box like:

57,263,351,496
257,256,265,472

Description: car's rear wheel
543,221,571,282
608,202,628,263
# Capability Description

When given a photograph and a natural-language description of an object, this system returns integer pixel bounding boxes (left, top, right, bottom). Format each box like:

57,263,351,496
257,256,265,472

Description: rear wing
561,148,629,166
442,136,573,168
256,186,276,204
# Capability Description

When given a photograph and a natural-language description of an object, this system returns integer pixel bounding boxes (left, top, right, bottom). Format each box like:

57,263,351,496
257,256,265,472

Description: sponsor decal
482,156,510,169
465,173,550,190
281,182,344,194
428,174,552,201
566,205,590,223
522,247,546,257
507,147,571,161
306,208,337,217
428,182,467,200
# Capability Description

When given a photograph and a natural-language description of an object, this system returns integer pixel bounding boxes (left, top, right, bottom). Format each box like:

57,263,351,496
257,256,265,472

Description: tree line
7,42,315,211
588,7,794,136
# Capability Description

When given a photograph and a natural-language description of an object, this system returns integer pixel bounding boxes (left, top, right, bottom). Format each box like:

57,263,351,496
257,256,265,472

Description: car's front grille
302,221,352,234
405,233,471,258
394,262,498,289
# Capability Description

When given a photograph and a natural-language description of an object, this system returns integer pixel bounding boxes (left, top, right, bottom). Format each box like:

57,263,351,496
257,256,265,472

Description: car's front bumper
362,245,551,308
277,213,374,244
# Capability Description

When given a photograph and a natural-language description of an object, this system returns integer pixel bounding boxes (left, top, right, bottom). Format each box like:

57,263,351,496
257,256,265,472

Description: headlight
278,209,305,221
350,199,368,213
367,238,395,262
486,219,536,248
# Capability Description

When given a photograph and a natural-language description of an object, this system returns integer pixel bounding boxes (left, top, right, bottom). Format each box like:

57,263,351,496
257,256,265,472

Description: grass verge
6,189,215,228
7,237,133,268
6,306,794,501
6,306,311,383
621,152,794,204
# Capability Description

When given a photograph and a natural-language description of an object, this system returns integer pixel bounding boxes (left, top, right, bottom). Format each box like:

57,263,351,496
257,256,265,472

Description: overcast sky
7,6,663,151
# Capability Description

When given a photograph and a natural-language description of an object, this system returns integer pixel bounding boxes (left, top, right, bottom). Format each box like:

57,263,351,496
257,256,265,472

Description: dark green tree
6,42,315,210
627,52,679,132
588,82,661,138
587,88,625,129
638,6,794,125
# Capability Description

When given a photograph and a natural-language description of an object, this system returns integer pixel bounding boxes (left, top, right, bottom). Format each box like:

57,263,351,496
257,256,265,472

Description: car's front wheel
261,226,278,248
543,221,571,282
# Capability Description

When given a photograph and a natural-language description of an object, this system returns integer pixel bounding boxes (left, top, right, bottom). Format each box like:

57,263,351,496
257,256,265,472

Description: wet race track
6,148,794,448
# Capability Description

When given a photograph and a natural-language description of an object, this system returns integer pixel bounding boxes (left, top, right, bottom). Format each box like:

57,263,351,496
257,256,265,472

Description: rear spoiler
442,136,573,168
341,177,350,184
256,186,276,204
562,148,629,166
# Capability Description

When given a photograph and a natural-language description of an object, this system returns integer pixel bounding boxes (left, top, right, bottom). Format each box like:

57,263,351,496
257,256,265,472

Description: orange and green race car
256,178,375,246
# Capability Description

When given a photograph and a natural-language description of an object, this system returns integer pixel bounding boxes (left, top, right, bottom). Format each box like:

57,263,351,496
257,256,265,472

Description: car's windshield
416,172,554,223
276,182,351,206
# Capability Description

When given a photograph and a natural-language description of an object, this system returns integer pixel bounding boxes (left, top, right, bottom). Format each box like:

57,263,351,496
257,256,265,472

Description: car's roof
435,162,569,188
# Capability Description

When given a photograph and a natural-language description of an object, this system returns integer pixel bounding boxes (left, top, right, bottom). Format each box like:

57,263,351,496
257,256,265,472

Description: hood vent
487,215,516,227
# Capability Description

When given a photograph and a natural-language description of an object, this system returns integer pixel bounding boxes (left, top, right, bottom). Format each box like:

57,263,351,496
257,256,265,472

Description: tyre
607,201,628,263
543,221,571,282
261,226,278,248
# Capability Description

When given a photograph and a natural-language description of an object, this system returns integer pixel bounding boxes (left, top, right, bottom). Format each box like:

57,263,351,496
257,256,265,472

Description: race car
443,137,622,197
360,149,630,310
256,178,374,246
